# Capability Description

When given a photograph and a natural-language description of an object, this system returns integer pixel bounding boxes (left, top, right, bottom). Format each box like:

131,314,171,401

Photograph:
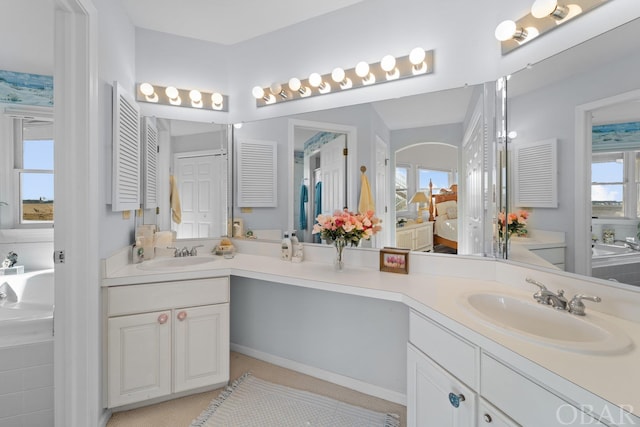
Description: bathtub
0,269,54,346
592,244,640,286
0,269,54,425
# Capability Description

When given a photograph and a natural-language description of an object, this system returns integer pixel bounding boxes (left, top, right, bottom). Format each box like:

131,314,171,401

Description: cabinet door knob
483,413,493,423
157,313,168,324
177,310,188,321
448,392,465,408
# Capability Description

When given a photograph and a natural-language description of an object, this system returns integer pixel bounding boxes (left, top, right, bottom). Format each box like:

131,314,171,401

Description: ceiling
120,0,365,46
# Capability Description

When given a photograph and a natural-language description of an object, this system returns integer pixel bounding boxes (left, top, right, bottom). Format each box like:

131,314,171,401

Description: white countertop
103,251,640,422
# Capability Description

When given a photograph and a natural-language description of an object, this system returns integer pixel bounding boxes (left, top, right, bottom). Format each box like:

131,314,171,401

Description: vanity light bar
136,83,229,112
252,48,434,107
496,0,611,55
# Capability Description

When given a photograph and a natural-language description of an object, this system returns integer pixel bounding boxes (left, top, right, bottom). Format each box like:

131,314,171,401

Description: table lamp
409,191,429,223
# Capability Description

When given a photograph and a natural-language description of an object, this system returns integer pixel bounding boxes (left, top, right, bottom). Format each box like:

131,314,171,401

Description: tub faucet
613,239,640,251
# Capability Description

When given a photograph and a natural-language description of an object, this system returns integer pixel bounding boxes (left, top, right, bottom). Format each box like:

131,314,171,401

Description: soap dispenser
281,232,292,261
290,231,303,263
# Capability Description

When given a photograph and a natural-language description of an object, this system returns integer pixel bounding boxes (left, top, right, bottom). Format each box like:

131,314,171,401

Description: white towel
170,175,182,224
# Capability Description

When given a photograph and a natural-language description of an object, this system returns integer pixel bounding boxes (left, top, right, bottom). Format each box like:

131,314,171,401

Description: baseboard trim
98,409,111,427
230,343,407,406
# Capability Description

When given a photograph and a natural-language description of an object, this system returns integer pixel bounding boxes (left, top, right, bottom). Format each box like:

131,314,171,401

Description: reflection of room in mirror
506,18,640,286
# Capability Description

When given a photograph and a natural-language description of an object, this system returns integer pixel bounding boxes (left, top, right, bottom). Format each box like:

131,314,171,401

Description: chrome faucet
526,277,568,310
613,239,640,251
167,245,203,257
526,277,601,315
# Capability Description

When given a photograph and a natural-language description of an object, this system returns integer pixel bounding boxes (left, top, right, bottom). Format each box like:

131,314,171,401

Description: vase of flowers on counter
313,209,382,271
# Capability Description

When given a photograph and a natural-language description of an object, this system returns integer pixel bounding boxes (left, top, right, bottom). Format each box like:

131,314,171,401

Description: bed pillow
446,205,458,219
435,200,456,217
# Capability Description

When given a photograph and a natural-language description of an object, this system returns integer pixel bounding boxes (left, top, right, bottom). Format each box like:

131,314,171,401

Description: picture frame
379,247,410,274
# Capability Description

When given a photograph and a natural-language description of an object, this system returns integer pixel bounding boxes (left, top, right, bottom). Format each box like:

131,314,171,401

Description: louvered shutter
112,81,141,211
142,116,158,209
513,138,558,208
236,139,277,207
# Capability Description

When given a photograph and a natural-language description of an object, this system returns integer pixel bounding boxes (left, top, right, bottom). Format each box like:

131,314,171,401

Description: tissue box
0,266,24,275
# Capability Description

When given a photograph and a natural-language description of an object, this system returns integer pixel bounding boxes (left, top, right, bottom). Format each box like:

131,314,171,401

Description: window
418,168,452,195
17,119,54,225
395,166,408,212
591,151,639,218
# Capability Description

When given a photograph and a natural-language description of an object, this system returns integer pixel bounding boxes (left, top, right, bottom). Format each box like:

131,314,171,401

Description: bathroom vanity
103,275,229,408
102,241,640,425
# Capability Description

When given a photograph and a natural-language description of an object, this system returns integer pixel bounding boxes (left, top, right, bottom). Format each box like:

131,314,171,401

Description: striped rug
190,373,400,427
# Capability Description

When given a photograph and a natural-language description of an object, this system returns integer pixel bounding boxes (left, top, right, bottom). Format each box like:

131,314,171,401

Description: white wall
509,48,640,273
230,277,409,398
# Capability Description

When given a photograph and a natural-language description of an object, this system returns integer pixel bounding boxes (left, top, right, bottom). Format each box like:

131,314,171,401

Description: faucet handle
526,277,547,291
167,246,179,257
190,245,204,256
568,294,602,316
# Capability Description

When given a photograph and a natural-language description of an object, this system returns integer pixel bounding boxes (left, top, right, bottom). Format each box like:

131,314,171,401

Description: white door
174,304,230,393
107,311,172,407
174,154,223,238
407,344,476,427
375,135,390,248
319,134,346,215
461,97,485,255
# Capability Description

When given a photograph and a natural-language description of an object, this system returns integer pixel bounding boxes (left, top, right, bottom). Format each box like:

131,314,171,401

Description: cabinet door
396,229,415,250
174,304,230,393
479,399,520,426
415,224,433,251
108,310,172,407
408,344,476,427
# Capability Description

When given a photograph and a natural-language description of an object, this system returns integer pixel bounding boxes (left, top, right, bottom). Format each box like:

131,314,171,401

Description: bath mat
190,373,400,427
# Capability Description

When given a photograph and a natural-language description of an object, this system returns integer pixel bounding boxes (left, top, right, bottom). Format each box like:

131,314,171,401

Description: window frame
395,164,410,214
2,112,55,229
591,150,638,219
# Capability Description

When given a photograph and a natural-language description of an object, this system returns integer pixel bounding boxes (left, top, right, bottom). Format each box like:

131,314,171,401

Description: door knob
157,313,168,324
177,310,188,321
448,392,465,408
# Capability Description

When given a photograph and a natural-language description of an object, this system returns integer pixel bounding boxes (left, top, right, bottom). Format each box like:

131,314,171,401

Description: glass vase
334,237,347,271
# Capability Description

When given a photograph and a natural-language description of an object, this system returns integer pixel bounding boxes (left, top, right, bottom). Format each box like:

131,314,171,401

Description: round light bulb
211,92,223,105
355,61,370,78
165,86,179,100
380,55,396,72
409,47,426,65
308,73,323,88
270,82,282,94
140,82,154,96
531,0,558,18
252,86,265,99
495,20,517,41
331,67,345,83
189,89,202,103
288,77,301,91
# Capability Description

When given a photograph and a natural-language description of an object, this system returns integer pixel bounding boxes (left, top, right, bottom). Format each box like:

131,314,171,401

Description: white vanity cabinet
106,277,229,408
408,309,602,427
396,222,434,252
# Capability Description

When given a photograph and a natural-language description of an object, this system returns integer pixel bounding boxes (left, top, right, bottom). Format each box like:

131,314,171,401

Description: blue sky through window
23,139,54,200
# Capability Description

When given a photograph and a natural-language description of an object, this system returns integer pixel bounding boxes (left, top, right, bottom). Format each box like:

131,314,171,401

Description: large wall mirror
506,18,640,288
146,118,230,240
232,82,500,258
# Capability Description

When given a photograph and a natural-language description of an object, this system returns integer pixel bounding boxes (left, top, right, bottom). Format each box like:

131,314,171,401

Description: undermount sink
460,292,632,355
136,256,216,271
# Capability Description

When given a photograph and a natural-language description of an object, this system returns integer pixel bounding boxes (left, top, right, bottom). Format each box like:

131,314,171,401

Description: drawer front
481,354,601,426
108,277,229,316
409,310,478,390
